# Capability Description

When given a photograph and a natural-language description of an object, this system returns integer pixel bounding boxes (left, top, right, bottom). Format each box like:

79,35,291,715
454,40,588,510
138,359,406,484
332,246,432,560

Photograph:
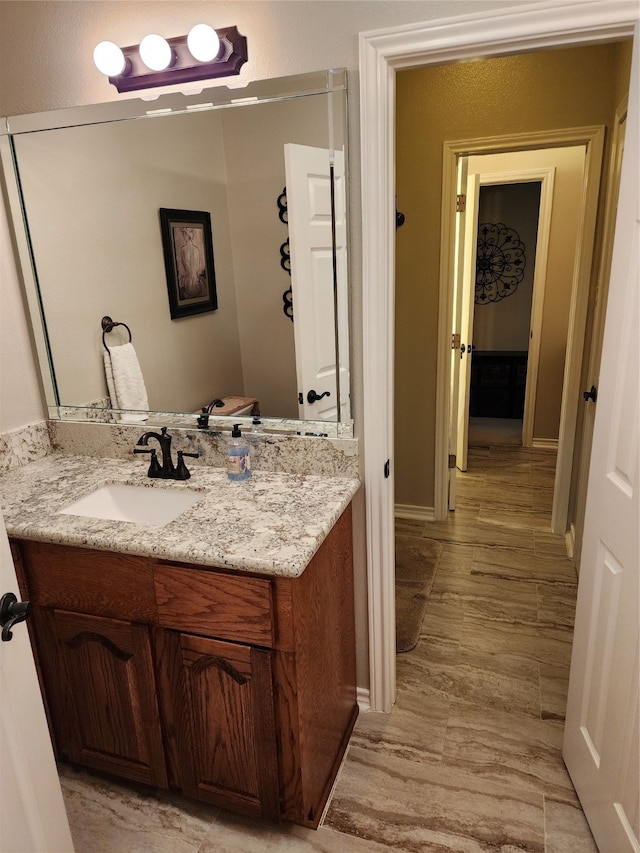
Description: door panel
40,608,168,788
448,156,469,507
0,522,74,852
171,633,279,820
563,28,639,852
285,143,347,421
456,173,480,471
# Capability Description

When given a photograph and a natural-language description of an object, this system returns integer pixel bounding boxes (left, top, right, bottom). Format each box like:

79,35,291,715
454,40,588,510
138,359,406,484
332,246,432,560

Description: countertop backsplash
1,420,359,479
0,421,52,473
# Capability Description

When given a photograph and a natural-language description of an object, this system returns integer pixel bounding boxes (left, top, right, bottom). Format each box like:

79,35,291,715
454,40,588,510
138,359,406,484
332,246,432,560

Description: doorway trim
449,159,557,472
360,0,638,713
442,130,603,514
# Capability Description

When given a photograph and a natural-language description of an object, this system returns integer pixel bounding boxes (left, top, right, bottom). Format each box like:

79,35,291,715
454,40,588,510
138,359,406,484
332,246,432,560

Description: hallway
324,444,598,851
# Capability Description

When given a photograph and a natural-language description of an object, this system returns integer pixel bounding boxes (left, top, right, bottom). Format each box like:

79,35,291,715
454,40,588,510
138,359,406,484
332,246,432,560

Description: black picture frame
159,208,218,319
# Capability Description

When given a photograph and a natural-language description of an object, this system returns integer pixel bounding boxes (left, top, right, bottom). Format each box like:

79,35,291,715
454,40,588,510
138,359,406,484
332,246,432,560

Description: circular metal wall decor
475,222,526,304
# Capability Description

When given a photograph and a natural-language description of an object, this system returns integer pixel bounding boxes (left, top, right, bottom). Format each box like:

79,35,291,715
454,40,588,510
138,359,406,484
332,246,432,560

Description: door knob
0,592,31,642
583,385,597,403
306,389,331,404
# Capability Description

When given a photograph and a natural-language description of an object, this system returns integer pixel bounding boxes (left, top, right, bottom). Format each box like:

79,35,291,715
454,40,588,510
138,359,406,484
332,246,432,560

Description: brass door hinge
448,454,457,469
456,193,466,213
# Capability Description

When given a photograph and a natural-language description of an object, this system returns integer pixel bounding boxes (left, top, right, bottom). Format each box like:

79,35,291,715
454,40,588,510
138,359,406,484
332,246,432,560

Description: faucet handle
134,447,162,478
175,451,199,480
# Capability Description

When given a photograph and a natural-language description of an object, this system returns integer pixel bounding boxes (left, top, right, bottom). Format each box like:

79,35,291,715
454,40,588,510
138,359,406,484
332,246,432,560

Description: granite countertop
0,454,360,578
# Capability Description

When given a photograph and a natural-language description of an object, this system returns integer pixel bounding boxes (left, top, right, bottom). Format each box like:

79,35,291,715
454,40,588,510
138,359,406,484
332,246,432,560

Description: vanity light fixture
93,25,248,93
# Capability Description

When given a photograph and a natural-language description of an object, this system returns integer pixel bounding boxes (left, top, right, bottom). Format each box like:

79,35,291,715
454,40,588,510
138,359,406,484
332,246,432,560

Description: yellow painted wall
395,41,632,512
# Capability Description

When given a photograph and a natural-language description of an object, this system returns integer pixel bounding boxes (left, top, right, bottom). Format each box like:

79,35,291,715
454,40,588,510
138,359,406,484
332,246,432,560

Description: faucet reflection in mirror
94,25,248,93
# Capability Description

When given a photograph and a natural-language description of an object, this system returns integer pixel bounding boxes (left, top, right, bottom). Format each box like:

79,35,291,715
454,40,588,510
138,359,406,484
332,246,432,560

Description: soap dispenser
226,423,251,481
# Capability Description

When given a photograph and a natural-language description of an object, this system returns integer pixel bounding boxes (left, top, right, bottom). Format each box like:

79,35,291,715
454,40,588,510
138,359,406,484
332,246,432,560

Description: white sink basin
59,483,202,527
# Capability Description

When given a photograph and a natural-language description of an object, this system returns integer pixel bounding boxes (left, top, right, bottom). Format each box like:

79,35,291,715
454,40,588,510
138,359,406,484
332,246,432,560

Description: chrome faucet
134,427,198,480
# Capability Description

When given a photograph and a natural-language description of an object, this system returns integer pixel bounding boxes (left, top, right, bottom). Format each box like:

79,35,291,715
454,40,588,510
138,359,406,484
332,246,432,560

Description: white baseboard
357,686,371,712
394,504,436,522
532,437,559,450
565,523,576,560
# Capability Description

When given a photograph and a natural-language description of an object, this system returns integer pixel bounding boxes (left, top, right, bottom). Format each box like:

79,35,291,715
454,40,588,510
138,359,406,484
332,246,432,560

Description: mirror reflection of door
285,144,350,422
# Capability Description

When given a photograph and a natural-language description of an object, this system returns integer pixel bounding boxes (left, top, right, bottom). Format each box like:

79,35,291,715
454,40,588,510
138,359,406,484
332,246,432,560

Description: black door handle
306,389,331,404
0,592,31,642
583,385,597,403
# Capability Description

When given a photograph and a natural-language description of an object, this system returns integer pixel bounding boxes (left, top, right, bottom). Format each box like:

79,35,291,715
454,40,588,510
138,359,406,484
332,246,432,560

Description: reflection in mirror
2,70,351,436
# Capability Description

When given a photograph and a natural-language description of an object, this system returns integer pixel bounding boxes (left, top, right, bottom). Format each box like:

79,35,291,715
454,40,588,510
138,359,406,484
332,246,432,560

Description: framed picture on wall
159,208,218,319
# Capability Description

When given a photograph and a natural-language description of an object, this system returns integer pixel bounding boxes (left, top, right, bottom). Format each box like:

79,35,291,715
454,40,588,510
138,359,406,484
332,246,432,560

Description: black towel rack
101,316,132,352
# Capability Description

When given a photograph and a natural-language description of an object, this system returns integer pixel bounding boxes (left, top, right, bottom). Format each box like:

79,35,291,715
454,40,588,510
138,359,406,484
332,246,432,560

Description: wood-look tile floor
325,444,598,852
58,444,599,852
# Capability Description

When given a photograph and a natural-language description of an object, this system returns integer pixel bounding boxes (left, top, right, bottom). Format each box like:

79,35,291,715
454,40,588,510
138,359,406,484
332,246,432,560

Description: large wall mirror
1,69,351,437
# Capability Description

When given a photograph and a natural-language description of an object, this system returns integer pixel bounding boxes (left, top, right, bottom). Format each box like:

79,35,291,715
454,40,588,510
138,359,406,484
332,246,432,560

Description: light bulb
139,34,172,71
187,24,220,62
93,41,126,77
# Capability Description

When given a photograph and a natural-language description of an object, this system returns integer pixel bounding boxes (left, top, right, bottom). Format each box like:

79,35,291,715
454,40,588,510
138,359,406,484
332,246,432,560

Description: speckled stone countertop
0,454,360,578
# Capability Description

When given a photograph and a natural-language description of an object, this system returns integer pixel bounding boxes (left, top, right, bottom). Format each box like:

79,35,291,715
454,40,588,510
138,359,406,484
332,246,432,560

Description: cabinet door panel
175,634,279,820
43,609,168,788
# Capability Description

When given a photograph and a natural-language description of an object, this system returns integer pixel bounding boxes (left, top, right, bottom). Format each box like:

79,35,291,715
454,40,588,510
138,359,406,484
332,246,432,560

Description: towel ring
101,316,132,352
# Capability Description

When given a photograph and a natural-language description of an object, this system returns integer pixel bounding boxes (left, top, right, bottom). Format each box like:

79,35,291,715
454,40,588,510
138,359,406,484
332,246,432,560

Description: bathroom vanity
2,454,359,829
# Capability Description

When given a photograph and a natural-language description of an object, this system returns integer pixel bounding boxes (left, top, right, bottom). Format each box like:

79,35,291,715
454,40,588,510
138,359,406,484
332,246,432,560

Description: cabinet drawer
154,565,274,646
16,541,157,623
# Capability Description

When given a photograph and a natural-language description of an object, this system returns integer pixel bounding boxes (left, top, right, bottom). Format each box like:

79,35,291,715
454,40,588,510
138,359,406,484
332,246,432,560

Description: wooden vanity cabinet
11,503,356,829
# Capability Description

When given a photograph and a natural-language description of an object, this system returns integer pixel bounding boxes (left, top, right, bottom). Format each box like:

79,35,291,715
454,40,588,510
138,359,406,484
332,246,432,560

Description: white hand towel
104,343,149,423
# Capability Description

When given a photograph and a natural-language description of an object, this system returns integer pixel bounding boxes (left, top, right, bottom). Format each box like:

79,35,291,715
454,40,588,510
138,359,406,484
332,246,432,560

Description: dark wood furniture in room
470,350,528,419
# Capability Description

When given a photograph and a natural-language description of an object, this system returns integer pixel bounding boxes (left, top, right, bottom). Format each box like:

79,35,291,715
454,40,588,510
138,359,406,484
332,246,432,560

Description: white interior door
448,157,469,507
285,143,345,421
464,160,558,451
562,28,639,853
0,516,74,852
455,172,480,472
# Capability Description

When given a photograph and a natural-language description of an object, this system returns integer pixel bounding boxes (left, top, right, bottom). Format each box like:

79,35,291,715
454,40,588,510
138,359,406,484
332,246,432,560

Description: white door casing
442,130,602,520
447,157,469,509
562,25,639,851
0,516,74,852
359,0,638,714
455,173,480,472
454,159,558,460
571,97,628,566
284,143,348,422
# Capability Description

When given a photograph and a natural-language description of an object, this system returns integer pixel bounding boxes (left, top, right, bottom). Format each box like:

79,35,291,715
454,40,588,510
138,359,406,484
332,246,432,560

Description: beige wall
395,41,632,511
